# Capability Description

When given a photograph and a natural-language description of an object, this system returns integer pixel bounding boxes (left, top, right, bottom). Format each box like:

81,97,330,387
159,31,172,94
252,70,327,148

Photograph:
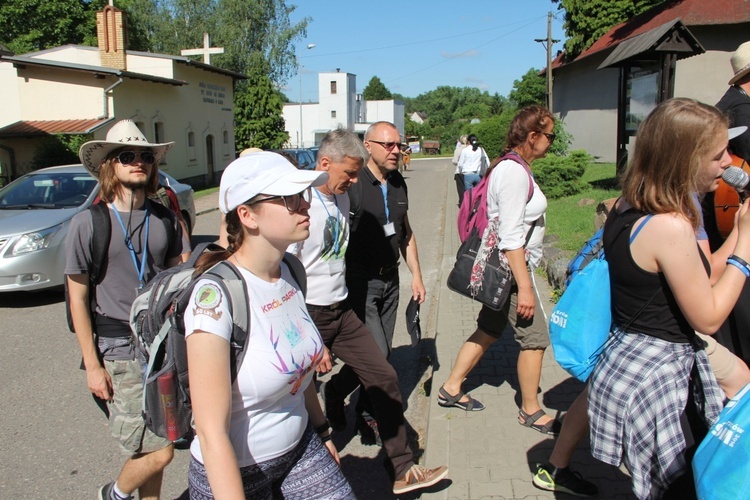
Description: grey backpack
129,243,306,441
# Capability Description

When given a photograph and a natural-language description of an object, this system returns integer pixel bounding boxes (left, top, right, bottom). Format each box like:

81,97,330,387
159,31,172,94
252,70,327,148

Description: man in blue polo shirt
345,120,426,438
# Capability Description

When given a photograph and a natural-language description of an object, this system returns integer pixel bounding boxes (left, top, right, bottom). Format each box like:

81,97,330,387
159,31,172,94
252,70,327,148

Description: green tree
554,0,666,60
508,68,546,108
233,59,289,150
362,76,392,100
0,0,91,54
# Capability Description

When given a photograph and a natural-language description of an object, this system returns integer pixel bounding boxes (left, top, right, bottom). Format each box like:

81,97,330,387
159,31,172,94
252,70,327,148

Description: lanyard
379,182,390,223
111,205,150,288
315,190,341,255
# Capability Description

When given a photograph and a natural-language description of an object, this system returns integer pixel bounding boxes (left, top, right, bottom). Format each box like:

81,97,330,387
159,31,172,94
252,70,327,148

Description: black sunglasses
540,132,556,143
116,151,156,165
247,187,312,213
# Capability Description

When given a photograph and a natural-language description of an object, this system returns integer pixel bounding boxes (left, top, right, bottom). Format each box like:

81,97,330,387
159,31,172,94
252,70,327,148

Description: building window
330,81,337,94
188,131,196,161
223,130,229,157
331,110,337,118
154,122,165,143
154,122,166,163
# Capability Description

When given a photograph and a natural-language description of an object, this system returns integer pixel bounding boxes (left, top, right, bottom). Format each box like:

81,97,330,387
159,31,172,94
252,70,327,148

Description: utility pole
535,12,559,113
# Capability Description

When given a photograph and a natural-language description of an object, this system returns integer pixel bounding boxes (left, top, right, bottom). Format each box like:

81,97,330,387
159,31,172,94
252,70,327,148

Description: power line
299,15,548,60
385,15,546,85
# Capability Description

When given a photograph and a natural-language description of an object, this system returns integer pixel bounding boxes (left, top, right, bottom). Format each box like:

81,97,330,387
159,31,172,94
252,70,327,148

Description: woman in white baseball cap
182,152,354,498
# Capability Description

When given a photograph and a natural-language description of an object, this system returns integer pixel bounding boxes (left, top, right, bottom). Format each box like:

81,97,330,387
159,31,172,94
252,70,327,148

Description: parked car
0,164,196,292
158,170,196,235
308,146,320,160
270,148,317,170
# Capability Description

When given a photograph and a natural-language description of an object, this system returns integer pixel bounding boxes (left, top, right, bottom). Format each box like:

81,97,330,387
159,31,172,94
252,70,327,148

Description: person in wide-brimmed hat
79,119,174,180
67,117,184,500
716,41,750,162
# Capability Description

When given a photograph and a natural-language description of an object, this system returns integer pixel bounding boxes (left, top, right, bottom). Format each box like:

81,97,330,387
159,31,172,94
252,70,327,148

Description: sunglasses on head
247,187,312,213
116,150,156,165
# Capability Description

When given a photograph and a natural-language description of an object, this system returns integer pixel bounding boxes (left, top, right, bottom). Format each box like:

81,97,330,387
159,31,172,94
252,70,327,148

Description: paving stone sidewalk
420,172,635,500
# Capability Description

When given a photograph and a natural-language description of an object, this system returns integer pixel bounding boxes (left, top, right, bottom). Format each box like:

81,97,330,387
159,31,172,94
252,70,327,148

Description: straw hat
729,41,750,85
79,120,174,178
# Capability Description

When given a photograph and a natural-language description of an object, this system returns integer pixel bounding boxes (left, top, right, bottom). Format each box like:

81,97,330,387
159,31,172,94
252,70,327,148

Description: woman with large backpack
439,106,560,434
183,152,354,499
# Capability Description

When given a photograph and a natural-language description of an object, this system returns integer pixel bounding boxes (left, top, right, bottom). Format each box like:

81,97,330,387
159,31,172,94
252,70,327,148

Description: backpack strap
282,252,307,297
89,202,111,285
147,199,177,251
500,151,535,202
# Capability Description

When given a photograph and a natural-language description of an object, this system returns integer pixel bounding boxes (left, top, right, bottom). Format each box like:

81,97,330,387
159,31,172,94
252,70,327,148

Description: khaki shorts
105,359,172,455
477,271,549,350
695,332,737,383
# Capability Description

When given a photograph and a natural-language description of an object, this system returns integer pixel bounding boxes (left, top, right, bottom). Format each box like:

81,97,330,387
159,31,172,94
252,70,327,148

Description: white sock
112,482,132,500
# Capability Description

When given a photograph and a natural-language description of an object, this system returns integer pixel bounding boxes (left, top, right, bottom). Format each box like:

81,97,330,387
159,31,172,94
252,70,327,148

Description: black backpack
129,245,307,441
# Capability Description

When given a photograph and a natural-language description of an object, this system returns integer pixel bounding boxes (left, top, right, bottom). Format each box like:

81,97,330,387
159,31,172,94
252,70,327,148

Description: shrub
31,135,83,170
533,150,591,199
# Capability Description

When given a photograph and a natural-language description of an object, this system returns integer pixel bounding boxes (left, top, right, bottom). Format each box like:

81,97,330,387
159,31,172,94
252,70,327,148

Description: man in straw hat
66,119,184,500
717,40,750,161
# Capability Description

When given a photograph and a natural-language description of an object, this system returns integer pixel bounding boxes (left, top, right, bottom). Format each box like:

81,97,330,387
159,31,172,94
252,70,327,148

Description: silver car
0,164,195,292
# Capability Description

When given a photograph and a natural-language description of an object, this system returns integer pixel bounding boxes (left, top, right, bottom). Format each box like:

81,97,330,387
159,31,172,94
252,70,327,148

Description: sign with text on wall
199,81,226,106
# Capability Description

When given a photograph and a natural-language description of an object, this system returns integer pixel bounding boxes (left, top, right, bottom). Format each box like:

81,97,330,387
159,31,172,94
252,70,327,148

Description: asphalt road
0,157,450,499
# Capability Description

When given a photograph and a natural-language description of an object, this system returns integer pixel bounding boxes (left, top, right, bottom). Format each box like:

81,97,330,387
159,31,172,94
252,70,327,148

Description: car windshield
0,172,97,209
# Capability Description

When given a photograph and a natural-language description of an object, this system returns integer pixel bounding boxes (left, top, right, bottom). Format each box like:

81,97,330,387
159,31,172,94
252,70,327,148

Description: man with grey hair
290,129,448,495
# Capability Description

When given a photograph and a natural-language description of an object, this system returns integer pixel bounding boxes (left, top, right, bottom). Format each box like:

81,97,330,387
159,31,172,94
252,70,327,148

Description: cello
714,154,750,238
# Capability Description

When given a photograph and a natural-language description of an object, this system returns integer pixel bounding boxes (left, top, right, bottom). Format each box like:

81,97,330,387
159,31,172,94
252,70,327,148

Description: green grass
545,162,621,254
194,186,219,199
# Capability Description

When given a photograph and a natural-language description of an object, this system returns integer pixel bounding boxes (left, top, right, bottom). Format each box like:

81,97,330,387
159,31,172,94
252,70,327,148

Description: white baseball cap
219,151,328,214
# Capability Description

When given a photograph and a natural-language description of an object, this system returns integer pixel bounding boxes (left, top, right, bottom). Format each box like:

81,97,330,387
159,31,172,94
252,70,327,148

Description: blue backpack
550,214,653,382
564,227,604,288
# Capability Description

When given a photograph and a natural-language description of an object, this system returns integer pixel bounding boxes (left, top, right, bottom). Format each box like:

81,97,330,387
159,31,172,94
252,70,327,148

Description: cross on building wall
181,33,224,65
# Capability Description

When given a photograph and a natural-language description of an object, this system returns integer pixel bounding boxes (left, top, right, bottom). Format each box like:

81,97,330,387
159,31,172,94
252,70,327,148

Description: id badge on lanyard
380,183,395,237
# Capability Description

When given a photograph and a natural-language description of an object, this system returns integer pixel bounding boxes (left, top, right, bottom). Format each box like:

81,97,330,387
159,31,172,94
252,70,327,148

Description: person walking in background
456,134,490,191
66,120,183,500
452,135,469,205
184,152,354,499
439,106,560,435
291,129,449,495
587,98,750,499
346,121,427,442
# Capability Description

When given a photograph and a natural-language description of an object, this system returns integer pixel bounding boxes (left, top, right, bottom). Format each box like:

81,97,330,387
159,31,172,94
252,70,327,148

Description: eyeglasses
540,132,556,143
116,151,156,165
368,140,404,151
247,187,312,213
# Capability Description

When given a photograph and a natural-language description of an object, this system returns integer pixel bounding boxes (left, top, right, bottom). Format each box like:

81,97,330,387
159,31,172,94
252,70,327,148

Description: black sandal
437,386,485,411
518,409,561,435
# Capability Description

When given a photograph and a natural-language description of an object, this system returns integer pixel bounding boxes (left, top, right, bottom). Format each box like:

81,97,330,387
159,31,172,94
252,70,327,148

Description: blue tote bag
693,383,750,499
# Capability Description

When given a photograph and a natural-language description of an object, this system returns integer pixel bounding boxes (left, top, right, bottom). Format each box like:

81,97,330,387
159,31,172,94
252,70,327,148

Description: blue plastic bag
693,383,750,500
549,255,611,382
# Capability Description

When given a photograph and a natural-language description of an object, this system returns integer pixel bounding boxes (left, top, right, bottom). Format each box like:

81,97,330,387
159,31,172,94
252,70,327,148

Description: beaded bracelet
727,258,750,278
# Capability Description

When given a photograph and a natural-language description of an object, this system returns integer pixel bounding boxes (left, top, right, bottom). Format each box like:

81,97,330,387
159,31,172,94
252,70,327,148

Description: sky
284,0,566,103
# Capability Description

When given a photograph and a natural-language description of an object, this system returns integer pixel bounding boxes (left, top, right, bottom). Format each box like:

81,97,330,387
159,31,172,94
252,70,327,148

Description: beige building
0,6,245,187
